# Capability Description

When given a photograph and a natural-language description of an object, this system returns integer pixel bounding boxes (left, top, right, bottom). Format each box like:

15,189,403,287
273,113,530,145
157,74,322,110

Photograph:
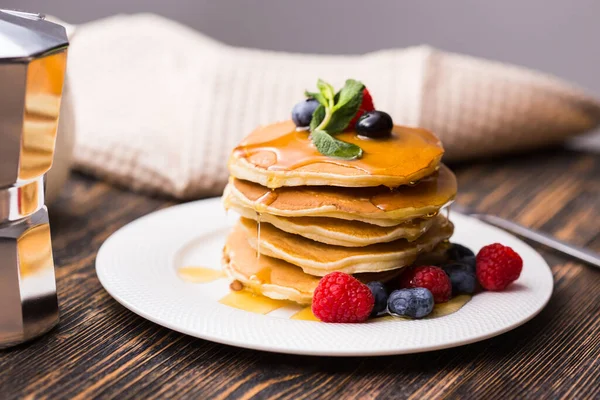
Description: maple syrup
426,295,471,318
178,266,470,321
256,212,262,260
255,190,278,208
232,165,456,214
251,267,272,284
218,291,290,314
291,306,319,321
232,121,443,181
376,294,471,321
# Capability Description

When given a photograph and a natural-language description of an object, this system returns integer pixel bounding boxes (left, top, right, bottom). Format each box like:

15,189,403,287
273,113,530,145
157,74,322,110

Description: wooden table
1,147,599,399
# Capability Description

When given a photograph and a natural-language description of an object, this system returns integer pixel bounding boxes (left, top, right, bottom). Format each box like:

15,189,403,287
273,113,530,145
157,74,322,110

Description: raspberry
400,266,452,303
312,272,374,323
476,243,523,291
347,88,375,130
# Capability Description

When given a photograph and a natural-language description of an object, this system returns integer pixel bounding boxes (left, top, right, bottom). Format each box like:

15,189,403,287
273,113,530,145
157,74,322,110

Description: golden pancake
223,224,403,304
239,216,453,276
229,120,444,188
229,203,435,247
223,164,456,227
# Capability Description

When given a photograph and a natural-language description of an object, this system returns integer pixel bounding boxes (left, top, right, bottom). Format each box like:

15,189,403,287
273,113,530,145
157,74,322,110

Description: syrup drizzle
256,212,262,261
233,165,457,216
232,121,444,179
254,190,278,263
255,190,279,208
253,267,273,284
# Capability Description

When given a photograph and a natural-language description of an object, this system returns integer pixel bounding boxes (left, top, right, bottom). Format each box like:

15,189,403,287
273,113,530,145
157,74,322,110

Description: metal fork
451,203,600,269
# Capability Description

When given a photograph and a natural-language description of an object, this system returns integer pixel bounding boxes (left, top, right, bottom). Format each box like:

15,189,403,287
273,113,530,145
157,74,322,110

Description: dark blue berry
443,260,475,275
291,98,319,127
367,281,388,317
461,255,476,271
443,263,477,294
356,111,393,138
387,288,434,319
447,243,475,261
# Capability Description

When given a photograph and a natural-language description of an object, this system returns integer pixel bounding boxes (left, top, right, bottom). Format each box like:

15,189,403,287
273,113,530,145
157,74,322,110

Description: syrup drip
218,291,290,314
232,121,444,179
178,266,226,283
255,190,279,208
252,267,272,284
254,190,279,263
291,306,319,321
256,212,262,261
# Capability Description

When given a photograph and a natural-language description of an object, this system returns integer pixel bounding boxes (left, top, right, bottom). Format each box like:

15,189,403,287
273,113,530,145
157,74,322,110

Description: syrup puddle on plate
375,294,472,321
290,306,319,321
218,291,291,314
178,266,471,322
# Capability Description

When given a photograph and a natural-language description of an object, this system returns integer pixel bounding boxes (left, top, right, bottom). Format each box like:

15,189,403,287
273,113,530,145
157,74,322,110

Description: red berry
312,272,374,323
347,88,375,131
476,243,523,291
400,266,452,303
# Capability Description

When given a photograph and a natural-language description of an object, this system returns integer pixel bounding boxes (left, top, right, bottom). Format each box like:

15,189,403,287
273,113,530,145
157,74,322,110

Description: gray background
4,0,599,141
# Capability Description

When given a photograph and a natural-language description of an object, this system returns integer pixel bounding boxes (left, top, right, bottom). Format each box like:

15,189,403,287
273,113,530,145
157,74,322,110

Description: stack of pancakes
222,121,457,305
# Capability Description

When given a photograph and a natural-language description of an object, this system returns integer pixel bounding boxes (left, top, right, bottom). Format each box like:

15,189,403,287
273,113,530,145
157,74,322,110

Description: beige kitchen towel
67,14,600,199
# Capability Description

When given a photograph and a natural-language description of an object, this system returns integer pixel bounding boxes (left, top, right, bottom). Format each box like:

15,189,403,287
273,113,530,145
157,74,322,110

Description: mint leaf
310,104,326,131
311,130,363,160
334,79,365,112
305,91,327,107
326,79,365,133
317,79,335,103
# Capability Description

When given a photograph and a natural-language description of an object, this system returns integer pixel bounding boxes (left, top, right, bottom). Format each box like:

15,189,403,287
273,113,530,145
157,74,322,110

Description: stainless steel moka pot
0,10,68,348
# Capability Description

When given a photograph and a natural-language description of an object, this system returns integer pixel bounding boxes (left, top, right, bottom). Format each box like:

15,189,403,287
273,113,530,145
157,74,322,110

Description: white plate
96,198,553,356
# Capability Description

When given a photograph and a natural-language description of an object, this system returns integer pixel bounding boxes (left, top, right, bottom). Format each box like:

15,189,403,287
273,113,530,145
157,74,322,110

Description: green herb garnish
306,79,365,160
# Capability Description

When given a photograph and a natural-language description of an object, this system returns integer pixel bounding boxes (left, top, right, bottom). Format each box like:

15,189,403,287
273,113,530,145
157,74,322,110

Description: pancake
223,224,403,304
223,164,456,227
239,216,453,276
229,120,444,189
229,203,435,247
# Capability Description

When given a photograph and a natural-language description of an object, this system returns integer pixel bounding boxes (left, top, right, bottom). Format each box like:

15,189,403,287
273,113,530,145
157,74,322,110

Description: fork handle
474,214,600,269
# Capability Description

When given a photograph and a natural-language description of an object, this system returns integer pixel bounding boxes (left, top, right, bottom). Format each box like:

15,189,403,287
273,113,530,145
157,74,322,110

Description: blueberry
387,288,434,319
356,111,393,138
443,260,475,275
461,255,476,271
447,243,475,261
367,281,388,316
292,98,319,127
443,263,477,294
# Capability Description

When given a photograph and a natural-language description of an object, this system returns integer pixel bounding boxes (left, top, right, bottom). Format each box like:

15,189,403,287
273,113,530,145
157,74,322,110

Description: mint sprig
312,130,363,160
305,79,365,160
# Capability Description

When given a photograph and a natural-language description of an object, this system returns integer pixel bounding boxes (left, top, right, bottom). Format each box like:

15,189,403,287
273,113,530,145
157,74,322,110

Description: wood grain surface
0,147,599,399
